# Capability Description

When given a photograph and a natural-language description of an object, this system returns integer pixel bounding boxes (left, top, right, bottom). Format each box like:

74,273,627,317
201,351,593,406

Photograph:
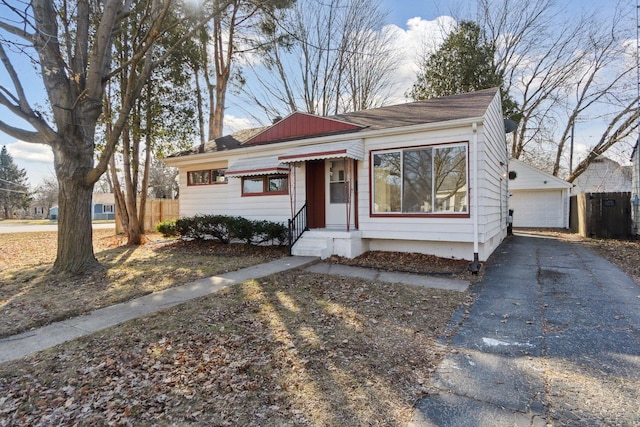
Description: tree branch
0,18,34,42
0,119,47,144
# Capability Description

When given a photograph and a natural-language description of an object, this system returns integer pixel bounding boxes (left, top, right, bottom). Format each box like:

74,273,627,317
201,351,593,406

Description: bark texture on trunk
52,173,99,274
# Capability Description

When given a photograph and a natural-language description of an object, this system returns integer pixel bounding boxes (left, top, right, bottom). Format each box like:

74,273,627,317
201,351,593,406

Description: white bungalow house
507,159,572,228
165,88,510,266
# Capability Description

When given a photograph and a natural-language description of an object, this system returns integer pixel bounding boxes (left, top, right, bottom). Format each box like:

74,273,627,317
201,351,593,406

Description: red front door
305,160,325,228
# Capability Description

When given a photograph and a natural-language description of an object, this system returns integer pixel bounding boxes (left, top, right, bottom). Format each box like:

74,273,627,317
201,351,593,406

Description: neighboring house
632,141,639,236
508,159,572,228
92,193,116,220
14,201,49,219
30,202,48,219
165,88,509,263
49,193,116,221
571,155,632,194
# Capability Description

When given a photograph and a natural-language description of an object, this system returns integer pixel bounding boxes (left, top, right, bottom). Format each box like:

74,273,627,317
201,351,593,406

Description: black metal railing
288,202,308,255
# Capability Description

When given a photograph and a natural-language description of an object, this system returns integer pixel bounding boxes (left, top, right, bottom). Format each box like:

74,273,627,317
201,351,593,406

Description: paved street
0,222,114,233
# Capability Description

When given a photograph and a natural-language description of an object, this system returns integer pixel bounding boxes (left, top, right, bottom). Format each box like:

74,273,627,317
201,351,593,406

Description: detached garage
508,159,572,228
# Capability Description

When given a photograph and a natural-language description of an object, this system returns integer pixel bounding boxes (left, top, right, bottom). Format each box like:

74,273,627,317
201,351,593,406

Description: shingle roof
168,88,499,158
335,87,498,130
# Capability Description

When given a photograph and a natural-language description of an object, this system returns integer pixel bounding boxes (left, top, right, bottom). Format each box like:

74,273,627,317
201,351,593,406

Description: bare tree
32,175,58,217
0,0,225,274
476,0,637,178
551,8,637,176
183,0,294,148
102,7,199,245
148,158,179,199
238,0,397,119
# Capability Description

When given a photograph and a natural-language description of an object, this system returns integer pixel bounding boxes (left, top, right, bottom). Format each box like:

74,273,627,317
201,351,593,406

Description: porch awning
225,156,289,177
278,139,364,163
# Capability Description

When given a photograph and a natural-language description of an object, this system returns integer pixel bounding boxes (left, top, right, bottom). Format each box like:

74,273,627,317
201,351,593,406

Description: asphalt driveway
411,233,640,426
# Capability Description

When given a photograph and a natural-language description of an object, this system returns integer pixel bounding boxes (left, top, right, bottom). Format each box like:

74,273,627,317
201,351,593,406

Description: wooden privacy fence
569,192,631,239
115,199,179,234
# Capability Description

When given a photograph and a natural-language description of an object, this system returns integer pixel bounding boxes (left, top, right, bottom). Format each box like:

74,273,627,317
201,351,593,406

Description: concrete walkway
0,257,469,364
410,233,640,426
0,256,317,363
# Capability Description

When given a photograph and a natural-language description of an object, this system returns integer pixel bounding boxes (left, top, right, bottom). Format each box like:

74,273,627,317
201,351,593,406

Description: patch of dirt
328,250,483,282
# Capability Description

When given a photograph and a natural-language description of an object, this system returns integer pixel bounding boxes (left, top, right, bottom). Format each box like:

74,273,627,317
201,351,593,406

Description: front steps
291,229,366,259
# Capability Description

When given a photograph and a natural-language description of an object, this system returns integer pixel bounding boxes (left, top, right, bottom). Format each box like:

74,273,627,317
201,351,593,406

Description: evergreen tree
0,146,30,219
409,21,520,122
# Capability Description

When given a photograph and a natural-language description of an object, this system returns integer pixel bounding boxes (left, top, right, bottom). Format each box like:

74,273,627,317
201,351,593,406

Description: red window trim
241,174,289,197
369,141,470,218
187,169,228,186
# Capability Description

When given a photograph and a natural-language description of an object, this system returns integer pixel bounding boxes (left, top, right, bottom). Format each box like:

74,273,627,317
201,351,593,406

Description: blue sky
0,0,633,188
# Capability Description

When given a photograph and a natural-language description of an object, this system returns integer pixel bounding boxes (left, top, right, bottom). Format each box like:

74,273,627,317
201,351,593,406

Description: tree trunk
52,170,99,274
212,75,227,138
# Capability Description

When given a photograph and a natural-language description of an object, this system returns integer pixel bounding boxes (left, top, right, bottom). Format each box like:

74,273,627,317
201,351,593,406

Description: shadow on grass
0,241,285,338
0,269,467,425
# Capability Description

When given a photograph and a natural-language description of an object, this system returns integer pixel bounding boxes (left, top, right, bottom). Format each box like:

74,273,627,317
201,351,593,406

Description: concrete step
291,235,332,258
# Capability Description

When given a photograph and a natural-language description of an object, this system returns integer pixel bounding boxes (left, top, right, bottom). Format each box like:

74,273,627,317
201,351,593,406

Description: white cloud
223,115,259,134
382,15,457,103
4,141,55,188
6,140,54,163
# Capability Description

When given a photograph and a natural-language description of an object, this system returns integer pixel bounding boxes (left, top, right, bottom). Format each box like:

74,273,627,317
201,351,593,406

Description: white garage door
509,190,565,228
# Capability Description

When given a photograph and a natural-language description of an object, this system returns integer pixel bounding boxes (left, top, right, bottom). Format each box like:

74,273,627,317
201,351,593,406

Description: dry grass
0,230,286,338
0,230,470,426
6,228,636,425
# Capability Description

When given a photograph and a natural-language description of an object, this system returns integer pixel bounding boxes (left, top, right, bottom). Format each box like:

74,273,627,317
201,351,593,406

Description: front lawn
0,269,469,425
0,230,285,338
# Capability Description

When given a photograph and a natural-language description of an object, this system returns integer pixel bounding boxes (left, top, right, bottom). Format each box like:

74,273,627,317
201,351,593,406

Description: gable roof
572,155,632,193
169,87,499,158
244,112,363,145
508,159,572,190
334,87,498,130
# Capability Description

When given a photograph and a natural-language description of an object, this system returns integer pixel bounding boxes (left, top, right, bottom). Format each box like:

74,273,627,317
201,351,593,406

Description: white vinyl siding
358,90,507,260
178,156,305,224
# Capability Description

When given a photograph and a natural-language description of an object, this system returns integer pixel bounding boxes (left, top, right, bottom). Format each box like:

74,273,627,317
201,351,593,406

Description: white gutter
470,122,481,273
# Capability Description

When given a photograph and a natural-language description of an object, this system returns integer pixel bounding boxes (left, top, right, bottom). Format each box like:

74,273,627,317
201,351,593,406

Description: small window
211,169,227,183
103,204,114,213
243,177,265,194
329,159,347,203
242,175,288,196
188,170,210,185
187,169,227,186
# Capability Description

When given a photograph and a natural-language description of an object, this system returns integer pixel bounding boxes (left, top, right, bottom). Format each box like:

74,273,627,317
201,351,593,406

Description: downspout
470,122,481,274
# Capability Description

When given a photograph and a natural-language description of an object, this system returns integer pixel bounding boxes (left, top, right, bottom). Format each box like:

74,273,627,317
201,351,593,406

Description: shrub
156,219,177,237
174,214,287,246
253,220,288,245
228,216,254,245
